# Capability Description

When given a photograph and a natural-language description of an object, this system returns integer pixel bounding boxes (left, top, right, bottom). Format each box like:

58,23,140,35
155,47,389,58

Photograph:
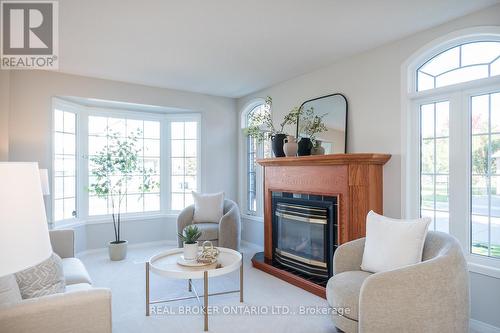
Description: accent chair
326,231,469,333
177,199,241,251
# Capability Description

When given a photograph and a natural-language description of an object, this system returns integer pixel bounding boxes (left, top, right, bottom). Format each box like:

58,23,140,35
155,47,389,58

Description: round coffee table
146,247,243,331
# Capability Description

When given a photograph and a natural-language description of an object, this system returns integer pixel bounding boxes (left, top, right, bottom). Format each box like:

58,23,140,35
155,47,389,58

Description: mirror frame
295,93,348,153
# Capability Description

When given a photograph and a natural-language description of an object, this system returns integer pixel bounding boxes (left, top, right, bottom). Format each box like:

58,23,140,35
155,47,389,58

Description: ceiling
58,0,498,98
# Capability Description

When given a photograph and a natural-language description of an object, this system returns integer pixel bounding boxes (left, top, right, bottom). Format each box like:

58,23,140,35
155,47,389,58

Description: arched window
405,29,500,267
417,41,500,91
241,101,272,216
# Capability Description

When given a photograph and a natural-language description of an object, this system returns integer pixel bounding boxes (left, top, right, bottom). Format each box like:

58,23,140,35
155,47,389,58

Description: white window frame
402,26,500,277
166,113,202,211
239,98,267,219
51,99,81,226
51,98,202,226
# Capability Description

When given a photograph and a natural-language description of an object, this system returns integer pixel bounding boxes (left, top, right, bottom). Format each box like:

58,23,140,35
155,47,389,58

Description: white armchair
326,231,469,333
177,199,241,250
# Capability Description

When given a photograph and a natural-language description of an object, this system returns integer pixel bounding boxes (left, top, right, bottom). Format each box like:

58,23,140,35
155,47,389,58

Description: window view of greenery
53,110,77,221
420,101,450,233
88,116,161,215
471,93,500,258
245,104,267,213
247,134,257,213
244,104,273,215
171,121,198,210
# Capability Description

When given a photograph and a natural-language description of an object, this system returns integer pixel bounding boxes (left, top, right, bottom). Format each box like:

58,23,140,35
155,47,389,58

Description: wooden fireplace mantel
256,153,391,167
252,153,391,298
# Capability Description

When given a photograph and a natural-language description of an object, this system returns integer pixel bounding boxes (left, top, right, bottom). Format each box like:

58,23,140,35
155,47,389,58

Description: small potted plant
244,96,300,157
178,225,202,260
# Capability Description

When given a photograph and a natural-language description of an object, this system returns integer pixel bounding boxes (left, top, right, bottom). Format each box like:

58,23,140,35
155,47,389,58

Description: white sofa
0,229,112,333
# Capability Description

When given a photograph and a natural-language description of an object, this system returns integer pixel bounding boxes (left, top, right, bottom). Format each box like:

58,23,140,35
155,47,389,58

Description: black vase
297,137,313,156
271,134,287,157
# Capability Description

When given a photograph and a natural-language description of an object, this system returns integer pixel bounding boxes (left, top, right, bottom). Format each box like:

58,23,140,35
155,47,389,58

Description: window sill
53,212,179,228
241,214,264,223
467,254,500,279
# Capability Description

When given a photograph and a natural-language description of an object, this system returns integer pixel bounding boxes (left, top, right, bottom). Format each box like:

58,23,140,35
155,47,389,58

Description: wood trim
257,153,391,167
251,253,326,298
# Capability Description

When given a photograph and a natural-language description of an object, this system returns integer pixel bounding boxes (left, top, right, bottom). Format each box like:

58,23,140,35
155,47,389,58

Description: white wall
237,4,500,329
238,4,500,218
0,70,9,161
6,70,237,249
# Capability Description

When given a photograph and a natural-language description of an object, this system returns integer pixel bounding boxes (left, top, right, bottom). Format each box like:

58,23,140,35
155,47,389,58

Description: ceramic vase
297,137,313,156
283,135,298,157
271,133,287,157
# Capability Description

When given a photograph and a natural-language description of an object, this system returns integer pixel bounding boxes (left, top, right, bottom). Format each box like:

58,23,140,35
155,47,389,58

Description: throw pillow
0,274,22,306
360,211,431,273
15,253,65,299
192,191,225,223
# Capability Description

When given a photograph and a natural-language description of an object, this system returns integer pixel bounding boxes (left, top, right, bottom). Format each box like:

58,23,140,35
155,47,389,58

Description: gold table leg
204,271,208,331
240,259,244,303
146,262,150,316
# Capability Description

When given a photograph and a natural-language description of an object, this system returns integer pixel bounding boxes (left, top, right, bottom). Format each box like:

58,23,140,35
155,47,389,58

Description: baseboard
76,239,177,257
471,319,500,333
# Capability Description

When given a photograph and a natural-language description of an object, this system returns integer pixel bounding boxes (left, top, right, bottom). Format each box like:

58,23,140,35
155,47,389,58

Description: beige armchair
0,229,112,333
326,231,469,333
177,199,241,250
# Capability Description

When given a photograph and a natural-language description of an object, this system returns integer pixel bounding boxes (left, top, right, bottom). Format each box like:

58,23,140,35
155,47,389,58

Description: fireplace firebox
272,193,337,286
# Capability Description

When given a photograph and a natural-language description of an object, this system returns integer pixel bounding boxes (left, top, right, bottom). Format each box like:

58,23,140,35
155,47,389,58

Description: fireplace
272,193,337,285
251,154,391,298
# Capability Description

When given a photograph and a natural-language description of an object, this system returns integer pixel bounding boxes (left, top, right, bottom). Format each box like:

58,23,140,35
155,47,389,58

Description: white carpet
79,242,336,333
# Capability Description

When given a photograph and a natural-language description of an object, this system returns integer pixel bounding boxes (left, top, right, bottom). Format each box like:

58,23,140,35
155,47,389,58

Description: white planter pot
108,240,128,261
183,242,199,260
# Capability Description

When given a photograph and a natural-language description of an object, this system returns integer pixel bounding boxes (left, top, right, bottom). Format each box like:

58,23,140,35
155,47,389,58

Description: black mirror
296,93,348,154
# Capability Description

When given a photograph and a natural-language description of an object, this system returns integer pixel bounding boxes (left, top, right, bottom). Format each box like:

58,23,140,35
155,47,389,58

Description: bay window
52,99,201,224
87,116,161,215
170,120,200,210
53,108,77,222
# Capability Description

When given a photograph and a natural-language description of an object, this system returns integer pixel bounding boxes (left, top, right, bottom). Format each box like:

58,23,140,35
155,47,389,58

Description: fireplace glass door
274,201,330,279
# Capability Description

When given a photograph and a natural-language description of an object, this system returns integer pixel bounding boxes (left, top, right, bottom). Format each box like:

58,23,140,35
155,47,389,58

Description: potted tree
178,225,202,260
88,128,159,261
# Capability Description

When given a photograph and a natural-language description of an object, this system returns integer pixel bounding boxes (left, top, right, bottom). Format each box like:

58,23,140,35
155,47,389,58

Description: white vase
183,242,198,260
108,240,128,261
283,135,298,157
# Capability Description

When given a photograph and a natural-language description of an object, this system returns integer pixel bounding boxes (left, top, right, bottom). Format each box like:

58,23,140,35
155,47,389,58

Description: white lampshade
0,163,52,277
39,169,50,195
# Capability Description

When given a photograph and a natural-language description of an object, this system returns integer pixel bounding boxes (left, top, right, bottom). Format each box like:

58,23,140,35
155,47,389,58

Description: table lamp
39,169,50,196
0,162,52,277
